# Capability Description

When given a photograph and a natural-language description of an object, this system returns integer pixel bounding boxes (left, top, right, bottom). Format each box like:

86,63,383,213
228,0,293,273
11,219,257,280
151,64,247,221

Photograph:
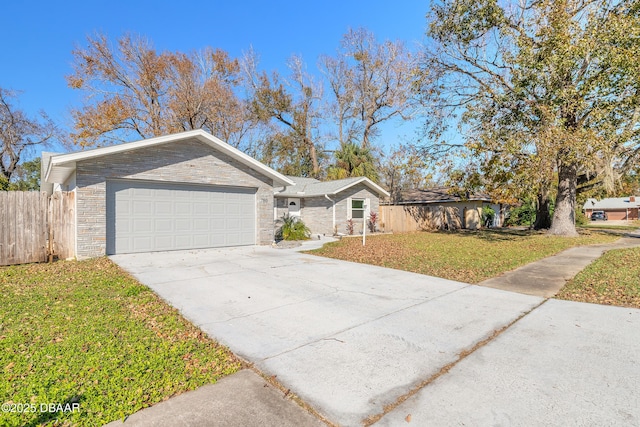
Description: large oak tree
419,0,640,235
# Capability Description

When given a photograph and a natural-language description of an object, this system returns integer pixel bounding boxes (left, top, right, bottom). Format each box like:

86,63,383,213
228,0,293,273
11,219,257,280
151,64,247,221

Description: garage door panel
174,218,191,232
209,220,225,230
133,200,152,215
226,234,240,245
134,219,153,232
175,202,191,215
240,218,254,228
133,236,153,252
155,219,173,232
193,218,210,231
227,218,241,229
193,203,209,215
211,204,225,215
154,236,173,251
174,235,192,247
133,188,153,197
173,190,191,200
116,200,131,216
193,235,210,246
156,201,172,215
226,204,241,215
107,180,256,254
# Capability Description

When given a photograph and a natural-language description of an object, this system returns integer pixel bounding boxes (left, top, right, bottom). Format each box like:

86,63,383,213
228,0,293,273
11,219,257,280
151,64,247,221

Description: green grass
309,229,619,284
0,258,241,427
557,247,640,308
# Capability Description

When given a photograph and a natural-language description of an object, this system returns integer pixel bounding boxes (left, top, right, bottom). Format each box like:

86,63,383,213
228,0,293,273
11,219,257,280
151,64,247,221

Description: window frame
351,198,365,219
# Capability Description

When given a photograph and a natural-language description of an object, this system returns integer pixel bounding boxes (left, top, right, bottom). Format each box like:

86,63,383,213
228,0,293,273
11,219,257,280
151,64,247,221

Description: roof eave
331,178,390,197
48,130,294,186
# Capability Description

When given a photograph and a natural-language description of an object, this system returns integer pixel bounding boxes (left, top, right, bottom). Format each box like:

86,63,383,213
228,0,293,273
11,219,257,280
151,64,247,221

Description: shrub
506,200,535,226
276,214,311,241
368,211,378,233
482,206,496,228
575,209,589,226
346,219,354,235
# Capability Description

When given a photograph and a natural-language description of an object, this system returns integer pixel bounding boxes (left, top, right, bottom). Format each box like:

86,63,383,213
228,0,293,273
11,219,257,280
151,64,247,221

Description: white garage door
106,180,256,254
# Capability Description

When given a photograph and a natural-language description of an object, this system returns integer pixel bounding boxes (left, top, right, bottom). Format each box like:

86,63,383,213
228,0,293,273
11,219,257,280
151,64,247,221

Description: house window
351,199,364,219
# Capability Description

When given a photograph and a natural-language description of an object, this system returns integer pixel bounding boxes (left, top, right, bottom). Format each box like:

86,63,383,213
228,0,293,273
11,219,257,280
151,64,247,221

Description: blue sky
1,1,430,155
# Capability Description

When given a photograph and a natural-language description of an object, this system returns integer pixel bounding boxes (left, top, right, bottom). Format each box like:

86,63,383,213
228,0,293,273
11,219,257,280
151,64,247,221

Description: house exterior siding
335,184,380,235
275,197,288,221
75,138,274,258
274,183,382,236
301,196,334,235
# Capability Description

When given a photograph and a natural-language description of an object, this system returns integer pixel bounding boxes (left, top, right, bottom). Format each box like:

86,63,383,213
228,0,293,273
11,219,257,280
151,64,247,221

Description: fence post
48,193,54,263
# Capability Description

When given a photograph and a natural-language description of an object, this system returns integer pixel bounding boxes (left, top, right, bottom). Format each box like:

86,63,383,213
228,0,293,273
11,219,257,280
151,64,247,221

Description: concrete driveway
111,242,640,426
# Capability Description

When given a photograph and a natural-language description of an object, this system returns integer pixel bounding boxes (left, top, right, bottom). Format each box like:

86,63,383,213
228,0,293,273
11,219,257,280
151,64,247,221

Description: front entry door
288,198,301,217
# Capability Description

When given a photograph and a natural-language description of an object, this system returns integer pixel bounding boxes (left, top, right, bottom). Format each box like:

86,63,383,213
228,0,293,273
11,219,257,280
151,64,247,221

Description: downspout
325,194,336,234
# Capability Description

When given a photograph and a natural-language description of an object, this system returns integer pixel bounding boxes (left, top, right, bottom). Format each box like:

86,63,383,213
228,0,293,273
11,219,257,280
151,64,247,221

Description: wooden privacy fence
0,191,75,266
379,205,464,233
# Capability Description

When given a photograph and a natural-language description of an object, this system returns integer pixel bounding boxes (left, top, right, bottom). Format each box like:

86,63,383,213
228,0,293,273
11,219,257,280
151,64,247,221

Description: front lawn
556,247,640,309
0,258,241,427
309,229,618,284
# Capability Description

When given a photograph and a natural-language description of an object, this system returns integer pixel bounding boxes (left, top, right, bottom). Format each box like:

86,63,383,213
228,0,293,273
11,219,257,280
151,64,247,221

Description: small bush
482,206,496,228
346,219,354,235
575,209,588,226
506,200,535,226
276,214,311,241
368,211,378,233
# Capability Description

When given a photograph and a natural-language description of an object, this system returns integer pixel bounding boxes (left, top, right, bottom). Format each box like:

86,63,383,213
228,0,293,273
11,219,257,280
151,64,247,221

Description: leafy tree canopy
419,0,640,235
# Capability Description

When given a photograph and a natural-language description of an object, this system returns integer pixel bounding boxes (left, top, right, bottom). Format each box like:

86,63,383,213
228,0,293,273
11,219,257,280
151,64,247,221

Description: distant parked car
591,211,608,221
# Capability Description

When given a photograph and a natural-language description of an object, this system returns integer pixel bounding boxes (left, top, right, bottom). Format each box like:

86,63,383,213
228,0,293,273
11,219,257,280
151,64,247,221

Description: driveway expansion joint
362,298,549,426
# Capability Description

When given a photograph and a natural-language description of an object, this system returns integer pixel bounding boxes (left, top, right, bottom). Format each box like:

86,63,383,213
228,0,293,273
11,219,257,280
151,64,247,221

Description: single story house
42,129,293,258
384,187,504,231
583,197,639,220
274,176,390,235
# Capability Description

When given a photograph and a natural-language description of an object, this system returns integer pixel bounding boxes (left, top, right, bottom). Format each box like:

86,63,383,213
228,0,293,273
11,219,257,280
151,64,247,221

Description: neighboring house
385,187,504,231
42,130,293,258
583,197,640,220
274,176,390,236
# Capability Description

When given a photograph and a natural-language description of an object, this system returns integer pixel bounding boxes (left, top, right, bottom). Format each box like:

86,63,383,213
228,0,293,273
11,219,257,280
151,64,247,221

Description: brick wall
301,196,334,235
75,138,274,258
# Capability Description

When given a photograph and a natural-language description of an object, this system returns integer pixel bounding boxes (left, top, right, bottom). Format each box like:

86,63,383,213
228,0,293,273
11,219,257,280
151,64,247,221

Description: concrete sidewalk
104,369,324,427
478,234,640,297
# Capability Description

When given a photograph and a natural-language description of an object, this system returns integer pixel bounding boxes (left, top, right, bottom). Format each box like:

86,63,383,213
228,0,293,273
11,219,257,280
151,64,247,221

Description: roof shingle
275,176,388,197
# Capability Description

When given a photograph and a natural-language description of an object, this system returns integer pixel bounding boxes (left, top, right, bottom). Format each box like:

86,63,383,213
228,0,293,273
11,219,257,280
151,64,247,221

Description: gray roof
395,187,493,205
275,176,389,198
583,197,640,210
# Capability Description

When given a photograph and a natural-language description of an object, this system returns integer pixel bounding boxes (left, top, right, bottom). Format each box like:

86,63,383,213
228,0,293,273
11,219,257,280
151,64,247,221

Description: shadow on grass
431,228,539,242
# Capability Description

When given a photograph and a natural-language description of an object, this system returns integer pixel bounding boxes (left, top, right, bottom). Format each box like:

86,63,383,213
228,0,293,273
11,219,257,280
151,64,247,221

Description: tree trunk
548,160,578,236
307,138,320,178
533,189,552,230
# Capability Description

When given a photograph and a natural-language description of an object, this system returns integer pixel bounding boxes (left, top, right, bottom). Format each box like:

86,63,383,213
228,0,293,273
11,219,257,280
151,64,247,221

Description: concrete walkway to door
111,238,640,426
